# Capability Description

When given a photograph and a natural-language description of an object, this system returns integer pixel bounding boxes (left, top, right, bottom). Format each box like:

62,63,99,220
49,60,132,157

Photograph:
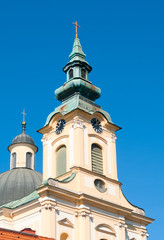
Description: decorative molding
141,232,149,237
70,166,121,185
41,203,58,211
132,208,145,216
58,218,74,228
111,134,117,143
119,223,127,228
52,135,69,146
75,211,91,217
58,171,76,183
48,179,59,186
95,224,116,236
41,137,48,145
72,120,86,129
89,133,107,144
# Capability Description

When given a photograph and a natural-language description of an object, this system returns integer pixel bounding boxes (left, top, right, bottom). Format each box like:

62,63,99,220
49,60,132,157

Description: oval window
94,179,107,193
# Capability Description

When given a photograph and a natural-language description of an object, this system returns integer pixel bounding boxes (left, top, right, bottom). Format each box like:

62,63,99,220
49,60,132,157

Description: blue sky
0,1,163,238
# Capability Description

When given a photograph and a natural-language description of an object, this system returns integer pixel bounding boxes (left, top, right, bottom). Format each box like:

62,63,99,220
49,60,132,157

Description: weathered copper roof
0,168,42,206
12,131,35,145
8,121,38,152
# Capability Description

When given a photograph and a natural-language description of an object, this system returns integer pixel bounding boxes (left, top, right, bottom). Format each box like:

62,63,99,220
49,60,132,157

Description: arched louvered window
26,152,32,168
91,144,103,174
56,145,66,177
81,69,86,79
12,152,16,168
69,69,73,79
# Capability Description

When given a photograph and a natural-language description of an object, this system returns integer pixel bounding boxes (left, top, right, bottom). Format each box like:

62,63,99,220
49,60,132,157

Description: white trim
107,137,112,174
91,216,95,240
84,127,88,165
48,139,52,177
69,127,74,167
39,196,56,203
13,211,40,225
114,224,119,240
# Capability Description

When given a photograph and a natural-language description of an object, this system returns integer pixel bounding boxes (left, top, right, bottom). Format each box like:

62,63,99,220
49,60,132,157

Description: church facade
0,26,153,240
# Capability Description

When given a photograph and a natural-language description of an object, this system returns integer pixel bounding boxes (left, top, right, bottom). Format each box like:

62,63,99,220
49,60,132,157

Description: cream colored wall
0,186,150,240
41,110,118,181
28,109,152,240
0,202,42,235
9,143,36,169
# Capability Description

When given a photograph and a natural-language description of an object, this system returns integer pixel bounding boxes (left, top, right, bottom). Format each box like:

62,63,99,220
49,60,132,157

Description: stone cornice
70,166,122,185
37,184,154,225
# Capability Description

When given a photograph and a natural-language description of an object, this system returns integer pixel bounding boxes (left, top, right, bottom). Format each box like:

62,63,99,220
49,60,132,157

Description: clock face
56,119,66,134
91,118,102,133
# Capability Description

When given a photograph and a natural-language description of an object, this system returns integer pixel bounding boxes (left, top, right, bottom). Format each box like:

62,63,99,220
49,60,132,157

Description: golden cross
21,109,27,122
73,21,80,38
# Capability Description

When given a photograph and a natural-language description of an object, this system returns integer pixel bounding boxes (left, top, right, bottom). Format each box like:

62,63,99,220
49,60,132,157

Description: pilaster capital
72,120,86,129
111,134,117,143
75,206,92,218
119,223,127,229
40,203,58,212
141,232,149,237
75,211,92,217
41,137,48,145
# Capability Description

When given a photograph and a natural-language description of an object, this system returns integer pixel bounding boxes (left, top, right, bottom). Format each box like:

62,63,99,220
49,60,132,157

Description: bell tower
37,23,153,240
39,24,120,183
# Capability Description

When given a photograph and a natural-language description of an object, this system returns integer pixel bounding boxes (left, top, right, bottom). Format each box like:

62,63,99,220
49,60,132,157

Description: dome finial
21,109,27,132
73,21,80,39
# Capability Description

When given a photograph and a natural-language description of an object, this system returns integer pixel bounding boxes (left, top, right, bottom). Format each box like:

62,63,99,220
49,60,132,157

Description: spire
44,23,113,127
69,22,86,62
69,38,86,62
54,23,101,103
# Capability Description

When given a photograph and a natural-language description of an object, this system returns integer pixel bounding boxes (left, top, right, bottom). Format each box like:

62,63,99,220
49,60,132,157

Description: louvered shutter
91,144,103,174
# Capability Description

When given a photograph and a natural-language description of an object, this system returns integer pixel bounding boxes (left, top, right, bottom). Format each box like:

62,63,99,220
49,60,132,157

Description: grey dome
12,131,35,145
8,121,38,152
0,168,42,206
